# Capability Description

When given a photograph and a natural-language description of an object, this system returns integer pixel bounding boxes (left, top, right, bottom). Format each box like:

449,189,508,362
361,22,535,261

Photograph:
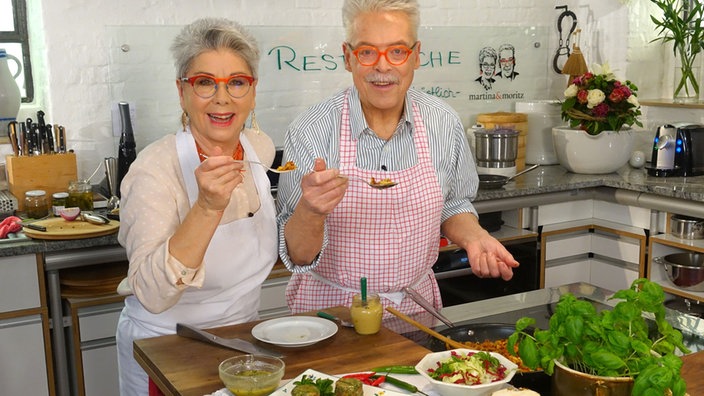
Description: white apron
285,89,444,318
116,129,277,396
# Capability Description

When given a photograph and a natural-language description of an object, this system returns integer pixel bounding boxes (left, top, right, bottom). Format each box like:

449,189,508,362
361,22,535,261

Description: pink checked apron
286,89,444,317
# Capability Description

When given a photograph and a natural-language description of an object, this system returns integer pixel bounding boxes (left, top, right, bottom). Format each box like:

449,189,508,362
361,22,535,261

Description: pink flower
592,102,609,117
577,89,589,104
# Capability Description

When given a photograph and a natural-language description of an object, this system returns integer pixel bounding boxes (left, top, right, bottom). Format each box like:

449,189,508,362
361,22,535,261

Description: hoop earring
181,111,189,131
250,110,261,134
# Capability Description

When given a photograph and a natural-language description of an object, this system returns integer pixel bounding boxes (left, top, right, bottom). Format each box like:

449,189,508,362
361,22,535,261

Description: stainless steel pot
654,253,704,291
670,214,704,239
474,128,519,167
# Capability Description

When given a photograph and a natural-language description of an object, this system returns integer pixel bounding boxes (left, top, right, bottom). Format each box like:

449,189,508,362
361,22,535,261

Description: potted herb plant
508,278,691,396
650,0,704,102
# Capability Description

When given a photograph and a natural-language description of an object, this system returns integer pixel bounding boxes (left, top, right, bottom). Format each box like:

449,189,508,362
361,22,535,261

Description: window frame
1,0,34,102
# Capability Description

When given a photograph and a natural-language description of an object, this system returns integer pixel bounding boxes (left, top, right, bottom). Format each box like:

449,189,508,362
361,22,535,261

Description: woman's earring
250,111,261,134
181,111,189,131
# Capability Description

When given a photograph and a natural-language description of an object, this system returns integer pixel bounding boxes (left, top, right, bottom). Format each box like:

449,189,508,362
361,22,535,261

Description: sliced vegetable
369,365,418,374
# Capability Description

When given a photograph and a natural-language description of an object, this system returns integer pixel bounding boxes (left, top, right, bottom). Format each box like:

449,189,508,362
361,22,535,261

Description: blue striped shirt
276,86,479,270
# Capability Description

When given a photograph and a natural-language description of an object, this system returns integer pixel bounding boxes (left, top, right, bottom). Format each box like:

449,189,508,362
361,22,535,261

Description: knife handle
8,121,19,156
316,311,337,321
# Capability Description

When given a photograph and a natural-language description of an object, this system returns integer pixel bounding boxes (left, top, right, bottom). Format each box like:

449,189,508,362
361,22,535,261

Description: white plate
251,316,338,347
272,369,410,396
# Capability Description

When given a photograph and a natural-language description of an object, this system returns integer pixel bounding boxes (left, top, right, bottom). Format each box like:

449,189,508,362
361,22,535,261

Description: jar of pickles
67,180,93,211
25,190,49,219
52,192,69,216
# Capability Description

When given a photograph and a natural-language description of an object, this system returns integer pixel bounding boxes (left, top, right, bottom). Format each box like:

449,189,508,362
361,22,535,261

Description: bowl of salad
415,348,518,396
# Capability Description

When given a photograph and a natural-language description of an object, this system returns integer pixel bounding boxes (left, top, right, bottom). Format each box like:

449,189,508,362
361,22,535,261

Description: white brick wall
18,0,666,178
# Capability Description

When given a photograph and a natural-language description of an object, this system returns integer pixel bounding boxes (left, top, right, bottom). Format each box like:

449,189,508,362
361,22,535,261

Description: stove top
396,282,704,353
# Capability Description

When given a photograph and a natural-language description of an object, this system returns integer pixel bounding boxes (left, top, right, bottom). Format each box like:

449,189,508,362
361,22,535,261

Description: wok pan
427,323,550,394
478,164,540,190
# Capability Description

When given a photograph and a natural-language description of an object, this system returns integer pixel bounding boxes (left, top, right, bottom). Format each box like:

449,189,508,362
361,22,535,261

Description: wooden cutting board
22,217,119,240
134,307,433,396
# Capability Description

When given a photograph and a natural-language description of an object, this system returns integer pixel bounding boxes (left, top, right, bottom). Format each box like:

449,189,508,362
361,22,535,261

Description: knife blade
19,122,28,156
46,124,55,153
22,223,47,232
176,323,284,358
58,125,66,153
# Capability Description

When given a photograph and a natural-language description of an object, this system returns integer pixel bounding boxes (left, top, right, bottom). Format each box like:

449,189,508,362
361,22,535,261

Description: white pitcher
0,48,22,137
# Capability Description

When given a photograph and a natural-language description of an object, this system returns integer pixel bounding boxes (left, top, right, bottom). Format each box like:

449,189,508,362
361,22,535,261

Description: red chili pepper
370,376,386,386
342,372,376,385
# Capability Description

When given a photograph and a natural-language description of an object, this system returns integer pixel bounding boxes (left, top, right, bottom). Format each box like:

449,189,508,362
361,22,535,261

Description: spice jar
25,190,49,219
52,192,69,216
350,293,383,335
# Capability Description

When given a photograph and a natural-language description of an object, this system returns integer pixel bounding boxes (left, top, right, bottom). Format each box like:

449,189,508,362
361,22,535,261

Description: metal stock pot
670,214,704,239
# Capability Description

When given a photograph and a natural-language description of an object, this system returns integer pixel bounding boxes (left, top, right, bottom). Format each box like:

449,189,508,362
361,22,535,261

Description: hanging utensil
562,28,589,86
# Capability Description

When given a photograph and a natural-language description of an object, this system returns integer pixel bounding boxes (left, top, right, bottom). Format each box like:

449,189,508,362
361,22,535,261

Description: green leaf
517,337,539,369
591,350,626,370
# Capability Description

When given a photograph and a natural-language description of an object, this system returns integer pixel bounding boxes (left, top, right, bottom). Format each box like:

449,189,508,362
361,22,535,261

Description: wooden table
134,307,432,396
134,307,704,396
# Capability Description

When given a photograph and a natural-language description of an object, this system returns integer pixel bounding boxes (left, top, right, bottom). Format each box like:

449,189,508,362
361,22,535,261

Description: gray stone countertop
474,164,704,202
2,164,704,258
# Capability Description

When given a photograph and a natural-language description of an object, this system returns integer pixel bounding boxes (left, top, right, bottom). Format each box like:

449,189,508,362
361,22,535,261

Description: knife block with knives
6,153,78,211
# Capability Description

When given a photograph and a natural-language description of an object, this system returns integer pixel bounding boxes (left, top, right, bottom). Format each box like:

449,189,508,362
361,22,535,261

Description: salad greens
426,350,509,385
508,278,691,396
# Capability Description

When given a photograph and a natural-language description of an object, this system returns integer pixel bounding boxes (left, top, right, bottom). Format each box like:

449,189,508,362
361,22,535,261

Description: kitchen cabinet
648,220,704,302
536,200,648,290
65,295,124,396
0,254,53,395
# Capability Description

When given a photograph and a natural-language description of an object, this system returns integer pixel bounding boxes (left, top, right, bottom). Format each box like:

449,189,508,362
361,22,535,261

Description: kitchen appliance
474,127,519,177
648,123,704,177
515,100,561,165
476,112,527,171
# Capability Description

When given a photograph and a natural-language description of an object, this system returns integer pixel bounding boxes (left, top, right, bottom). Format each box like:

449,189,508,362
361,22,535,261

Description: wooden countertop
134,307,432,396
134,307,704,396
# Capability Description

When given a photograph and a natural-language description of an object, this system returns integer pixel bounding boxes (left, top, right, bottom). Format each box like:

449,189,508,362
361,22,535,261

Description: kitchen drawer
0,314,50,395
259,276,289,312
591,232,642,263
77,302,123,342
81,340,119,396
0,254,41,312
545,233,591,260
545,258,590,288
590,258,639,293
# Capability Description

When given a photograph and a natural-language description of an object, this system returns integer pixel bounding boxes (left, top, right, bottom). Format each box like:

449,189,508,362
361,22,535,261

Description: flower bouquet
561,64,643,136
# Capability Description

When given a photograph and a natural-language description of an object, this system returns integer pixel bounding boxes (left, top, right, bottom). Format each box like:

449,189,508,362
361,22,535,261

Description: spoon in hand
199,154,296,174
338,174,398,190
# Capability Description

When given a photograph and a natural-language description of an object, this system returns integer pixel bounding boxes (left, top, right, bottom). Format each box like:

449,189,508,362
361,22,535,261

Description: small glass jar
25,190,49,219
350,293,383,335
67,180,93,211
52,192,69,216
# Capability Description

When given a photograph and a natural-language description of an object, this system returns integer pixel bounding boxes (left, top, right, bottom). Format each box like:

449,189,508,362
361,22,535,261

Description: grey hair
498,43,515,57
342,0,420,43
170,18,260,79
478,47,498,63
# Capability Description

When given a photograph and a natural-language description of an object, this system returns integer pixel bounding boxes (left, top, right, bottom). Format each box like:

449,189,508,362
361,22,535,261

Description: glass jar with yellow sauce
350,293,383,335
67,180,93,211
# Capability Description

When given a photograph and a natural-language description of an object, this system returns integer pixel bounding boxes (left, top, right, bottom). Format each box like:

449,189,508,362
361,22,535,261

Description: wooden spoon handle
385,307,466,349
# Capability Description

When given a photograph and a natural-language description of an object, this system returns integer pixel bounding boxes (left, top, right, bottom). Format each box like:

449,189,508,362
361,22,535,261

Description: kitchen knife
46,124,55,153
58,125,66,153
36,111,48,154
31,123,42,156
22,223,47,232
7,121,19,156
176,323,284,358
19,122,28,156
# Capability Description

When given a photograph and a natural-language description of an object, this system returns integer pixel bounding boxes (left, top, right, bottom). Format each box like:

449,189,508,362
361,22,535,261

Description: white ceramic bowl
415,348,518,396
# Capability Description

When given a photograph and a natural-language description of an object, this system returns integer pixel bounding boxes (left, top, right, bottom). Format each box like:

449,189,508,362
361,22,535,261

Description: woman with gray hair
115,17,277,395
475,46,497,90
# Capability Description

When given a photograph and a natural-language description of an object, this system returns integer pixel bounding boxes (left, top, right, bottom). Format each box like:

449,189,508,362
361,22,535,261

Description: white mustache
365,74,399,84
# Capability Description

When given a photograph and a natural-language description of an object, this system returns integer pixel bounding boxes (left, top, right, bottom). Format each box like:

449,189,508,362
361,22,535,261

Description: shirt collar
348,86,414,140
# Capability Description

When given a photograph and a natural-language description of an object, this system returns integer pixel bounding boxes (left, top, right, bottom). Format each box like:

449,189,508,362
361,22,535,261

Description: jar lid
53,192,69,198
25,190,47,197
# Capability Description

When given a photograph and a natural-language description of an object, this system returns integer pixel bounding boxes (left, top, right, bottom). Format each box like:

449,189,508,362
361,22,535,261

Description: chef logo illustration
475,43,519,91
